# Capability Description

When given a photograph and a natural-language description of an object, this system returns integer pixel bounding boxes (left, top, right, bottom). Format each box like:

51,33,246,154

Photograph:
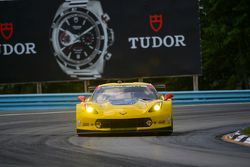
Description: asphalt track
0,103,250,167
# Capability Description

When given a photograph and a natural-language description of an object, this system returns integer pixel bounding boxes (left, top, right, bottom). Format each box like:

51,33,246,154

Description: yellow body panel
76,82,173,133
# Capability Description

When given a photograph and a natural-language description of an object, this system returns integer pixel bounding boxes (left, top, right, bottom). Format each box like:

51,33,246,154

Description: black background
0,0,201,83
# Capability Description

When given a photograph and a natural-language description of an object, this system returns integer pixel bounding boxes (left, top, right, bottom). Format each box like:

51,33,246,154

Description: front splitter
76,127,173,136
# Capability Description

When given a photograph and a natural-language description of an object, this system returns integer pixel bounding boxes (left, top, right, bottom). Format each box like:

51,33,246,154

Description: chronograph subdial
59,30,79,47
82,32,95,46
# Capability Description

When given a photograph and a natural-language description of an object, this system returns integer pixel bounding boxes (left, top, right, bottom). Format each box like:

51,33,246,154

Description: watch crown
108,28,114,46
102,13,110,22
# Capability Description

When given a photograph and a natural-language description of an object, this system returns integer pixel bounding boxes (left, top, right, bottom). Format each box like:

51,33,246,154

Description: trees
200,0,250,89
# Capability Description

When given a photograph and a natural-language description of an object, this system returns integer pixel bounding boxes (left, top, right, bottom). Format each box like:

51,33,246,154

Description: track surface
0,103,250,167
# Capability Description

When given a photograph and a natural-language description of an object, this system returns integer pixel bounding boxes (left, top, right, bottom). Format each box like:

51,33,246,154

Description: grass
241,127,250,135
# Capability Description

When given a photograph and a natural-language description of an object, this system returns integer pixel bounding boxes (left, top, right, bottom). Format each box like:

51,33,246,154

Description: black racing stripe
240,136,249,142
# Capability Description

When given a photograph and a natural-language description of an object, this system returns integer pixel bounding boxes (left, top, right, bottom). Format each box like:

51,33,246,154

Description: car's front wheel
159,118,173,135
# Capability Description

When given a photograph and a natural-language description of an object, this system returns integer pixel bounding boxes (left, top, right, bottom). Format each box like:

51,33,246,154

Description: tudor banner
0,0,201,83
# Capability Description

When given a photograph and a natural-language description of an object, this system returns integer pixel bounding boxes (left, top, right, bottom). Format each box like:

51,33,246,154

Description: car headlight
85,104,98,114
149,102,162,112
86,106,94,113
153,103,161,111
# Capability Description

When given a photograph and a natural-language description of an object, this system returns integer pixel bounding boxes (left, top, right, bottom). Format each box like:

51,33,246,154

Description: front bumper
76,116,172,131
76,126,173,135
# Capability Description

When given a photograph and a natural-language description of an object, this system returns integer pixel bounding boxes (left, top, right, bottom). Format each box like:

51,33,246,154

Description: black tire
76,129,83,137
169,115,174,134
167,127,173,135
160,117,173,136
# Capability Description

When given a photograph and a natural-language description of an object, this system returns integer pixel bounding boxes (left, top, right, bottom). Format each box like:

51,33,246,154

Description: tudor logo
128,14,186,49
0,22,37,56
0,22,13,41
149,15,163,33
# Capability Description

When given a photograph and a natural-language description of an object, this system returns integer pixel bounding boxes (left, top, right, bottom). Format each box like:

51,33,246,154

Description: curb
223,131,250,147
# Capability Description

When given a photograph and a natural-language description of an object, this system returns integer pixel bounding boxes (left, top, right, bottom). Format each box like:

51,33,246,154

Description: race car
76,82,173,135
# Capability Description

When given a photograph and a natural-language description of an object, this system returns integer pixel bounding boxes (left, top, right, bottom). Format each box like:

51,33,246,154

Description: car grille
95,118,152,128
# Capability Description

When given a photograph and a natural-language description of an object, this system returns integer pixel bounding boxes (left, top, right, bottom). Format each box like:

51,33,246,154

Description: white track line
0,111,74,117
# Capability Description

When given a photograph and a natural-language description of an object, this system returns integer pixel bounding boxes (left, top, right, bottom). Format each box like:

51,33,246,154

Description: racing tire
159,117,173,136
76,129,84,137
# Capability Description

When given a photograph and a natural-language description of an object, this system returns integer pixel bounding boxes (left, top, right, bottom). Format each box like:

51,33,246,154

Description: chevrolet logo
119,111,127,115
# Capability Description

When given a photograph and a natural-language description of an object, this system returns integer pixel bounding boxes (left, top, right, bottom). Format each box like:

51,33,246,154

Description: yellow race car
76,82,173,135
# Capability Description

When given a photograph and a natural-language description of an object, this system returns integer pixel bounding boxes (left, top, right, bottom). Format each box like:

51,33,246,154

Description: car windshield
92,85,158,104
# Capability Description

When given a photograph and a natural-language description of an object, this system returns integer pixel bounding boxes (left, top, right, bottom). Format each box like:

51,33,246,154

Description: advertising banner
0,0,201,83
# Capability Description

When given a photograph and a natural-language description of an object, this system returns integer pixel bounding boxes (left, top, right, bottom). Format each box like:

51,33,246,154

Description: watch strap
71,72,101,80
64,67,102,79
66,0,88,7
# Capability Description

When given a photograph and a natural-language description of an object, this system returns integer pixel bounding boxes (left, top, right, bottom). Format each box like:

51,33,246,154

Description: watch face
51,7,107,70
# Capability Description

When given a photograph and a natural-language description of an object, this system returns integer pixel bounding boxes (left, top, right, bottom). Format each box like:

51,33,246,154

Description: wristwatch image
50,0,114,79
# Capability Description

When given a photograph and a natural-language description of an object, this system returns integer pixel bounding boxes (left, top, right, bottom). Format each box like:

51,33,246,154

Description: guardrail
0,90,250,110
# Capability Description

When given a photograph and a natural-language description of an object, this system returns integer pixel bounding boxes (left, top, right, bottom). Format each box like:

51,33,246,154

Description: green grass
241,127,250,135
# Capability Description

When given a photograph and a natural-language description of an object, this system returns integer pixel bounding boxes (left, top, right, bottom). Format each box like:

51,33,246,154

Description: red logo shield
0,23,13,41
149,15,163,33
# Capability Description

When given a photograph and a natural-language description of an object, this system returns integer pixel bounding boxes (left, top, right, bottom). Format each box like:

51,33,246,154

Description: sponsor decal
0,22,37,56
128,14,186,49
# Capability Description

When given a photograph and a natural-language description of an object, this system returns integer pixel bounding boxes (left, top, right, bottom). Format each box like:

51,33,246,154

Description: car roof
98,82,153,87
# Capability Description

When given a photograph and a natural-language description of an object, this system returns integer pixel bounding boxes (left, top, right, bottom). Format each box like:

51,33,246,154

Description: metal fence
0,90,250,110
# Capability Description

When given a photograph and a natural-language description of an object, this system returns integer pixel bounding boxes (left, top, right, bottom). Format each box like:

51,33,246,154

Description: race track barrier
0,90,250,110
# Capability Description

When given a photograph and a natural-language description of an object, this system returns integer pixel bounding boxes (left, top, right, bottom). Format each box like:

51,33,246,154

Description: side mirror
164,93,173,100
78,96,86,102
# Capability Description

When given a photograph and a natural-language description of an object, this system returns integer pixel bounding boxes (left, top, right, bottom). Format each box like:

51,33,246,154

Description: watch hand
60,27,78,39
74,25,95,42
61,39,81,51
62,30,80,47
66,30,78,39
81,25,95,37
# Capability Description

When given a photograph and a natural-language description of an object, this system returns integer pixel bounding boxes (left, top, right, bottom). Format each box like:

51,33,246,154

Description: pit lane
0,103,250,167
